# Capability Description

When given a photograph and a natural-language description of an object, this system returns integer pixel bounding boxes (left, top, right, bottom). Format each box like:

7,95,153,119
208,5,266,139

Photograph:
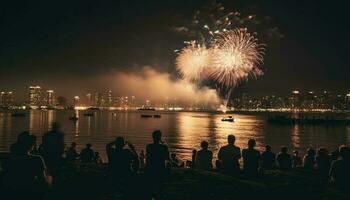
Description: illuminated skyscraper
0,92,4,106
74,96,80,107
29,86,42,107
86,93,93,107
291,90,300,109
131,96,136,108
0,91,14,107
107,90,113,107
94,92,101,107
46,90,55,107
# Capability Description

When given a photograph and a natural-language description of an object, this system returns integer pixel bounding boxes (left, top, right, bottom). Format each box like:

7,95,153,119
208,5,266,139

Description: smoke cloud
97,66,220,107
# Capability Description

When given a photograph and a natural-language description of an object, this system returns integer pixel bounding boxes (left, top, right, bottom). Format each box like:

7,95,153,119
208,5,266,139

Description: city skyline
1,85,350,111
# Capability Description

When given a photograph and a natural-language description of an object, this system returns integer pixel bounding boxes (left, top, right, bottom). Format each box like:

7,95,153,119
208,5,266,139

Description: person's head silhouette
71,142,77,148
227,135,235,145
152,130,162,143
281,146,288,154
201,141,209,150
51,122,61,132
86,143,92,149
13,131,36,154
339,145,350,160
265,145,272,152
306,148,315,156
115,137,125,149
248,139,256,149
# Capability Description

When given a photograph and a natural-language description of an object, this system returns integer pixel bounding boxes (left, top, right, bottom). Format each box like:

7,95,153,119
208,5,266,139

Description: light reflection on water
0,110,349,162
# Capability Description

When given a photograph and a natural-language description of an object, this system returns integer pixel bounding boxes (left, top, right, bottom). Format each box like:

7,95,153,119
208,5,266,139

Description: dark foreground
10,163,346,200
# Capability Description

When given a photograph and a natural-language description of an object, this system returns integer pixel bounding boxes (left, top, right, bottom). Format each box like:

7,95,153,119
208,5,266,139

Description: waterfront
1,110,350,162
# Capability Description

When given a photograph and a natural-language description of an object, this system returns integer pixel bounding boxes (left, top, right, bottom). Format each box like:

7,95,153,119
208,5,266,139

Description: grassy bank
42,163,349,200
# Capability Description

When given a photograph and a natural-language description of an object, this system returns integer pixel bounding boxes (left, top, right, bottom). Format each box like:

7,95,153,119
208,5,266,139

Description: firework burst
210,29,265,88
175,43,211,82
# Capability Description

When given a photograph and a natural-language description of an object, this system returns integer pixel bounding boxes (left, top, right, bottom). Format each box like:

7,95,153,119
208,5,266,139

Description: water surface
1,110,349,162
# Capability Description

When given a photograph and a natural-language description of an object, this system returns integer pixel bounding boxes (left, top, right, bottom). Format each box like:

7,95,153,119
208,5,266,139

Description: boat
141,114,153,118
153,114,161,118
11,113,26,117
138,107,156,111
69,116,79,121
87,107,100,111
83,113,94,117
221,116,235,122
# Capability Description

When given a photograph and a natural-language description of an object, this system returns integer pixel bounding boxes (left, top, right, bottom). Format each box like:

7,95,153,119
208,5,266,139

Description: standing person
3,132,51,200
329,146,350,190
303,148,316,170
277,146,292,171
218,135,241,174
146,130,170,199
242,139,260,177
260,145,276,170
42,122,65,171
106,137,138,178
292,150,302,168
190,149,197,168
80,144,95,163
195,141,213,170
146,130,170,173
66,142,79,162
315,148,330,183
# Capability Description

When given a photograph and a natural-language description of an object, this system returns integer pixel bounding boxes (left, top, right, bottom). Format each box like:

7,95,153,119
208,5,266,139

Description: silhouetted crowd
1,122,350,199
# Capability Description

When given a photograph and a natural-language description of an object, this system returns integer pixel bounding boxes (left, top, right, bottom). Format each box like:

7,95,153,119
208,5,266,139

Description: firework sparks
175,43,211,82
210,29,265,88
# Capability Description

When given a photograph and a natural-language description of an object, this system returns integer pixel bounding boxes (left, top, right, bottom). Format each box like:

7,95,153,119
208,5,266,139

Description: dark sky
0,0,349,100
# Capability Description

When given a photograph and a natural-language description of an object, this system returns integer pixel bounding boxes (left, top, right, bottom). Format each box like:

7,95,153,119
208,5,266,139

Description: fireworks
174,1,271,109
210,29,265,88
175,43,211,82
176,29,264,89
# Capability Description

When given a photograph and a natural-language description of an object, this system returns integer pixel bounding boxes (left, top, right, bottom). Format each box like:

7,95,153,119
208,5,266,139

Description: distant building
0,91,14,107
291,90,300,109
107,90,113,107
46,90,55,107
29,86,42,107
74,96,80,107
86,93,93,107
131,96,136,108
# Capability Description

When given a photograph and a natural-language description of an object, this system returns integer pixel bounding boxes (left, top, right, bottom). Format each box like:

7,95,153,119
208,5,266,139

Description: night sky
0,0,349,100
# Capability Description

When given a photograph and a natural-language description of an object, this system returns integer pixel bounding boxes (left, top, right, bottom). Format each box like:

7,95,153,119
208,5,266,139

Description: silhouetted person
146,130,170,173
329,146,350,190
66,142,79,162
218,135,241,174
260,145,276,170
315,148,330,182
292,150,302,168
242,139,260,177
277,146,292,171
80,143,95,163
42,122,64,171
146,130,170,199
303,148,316,170
170,153,180,167
189,149,197,168
106,137,138,178
3,132,51,200
94,152,102,164
195,141,213,170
